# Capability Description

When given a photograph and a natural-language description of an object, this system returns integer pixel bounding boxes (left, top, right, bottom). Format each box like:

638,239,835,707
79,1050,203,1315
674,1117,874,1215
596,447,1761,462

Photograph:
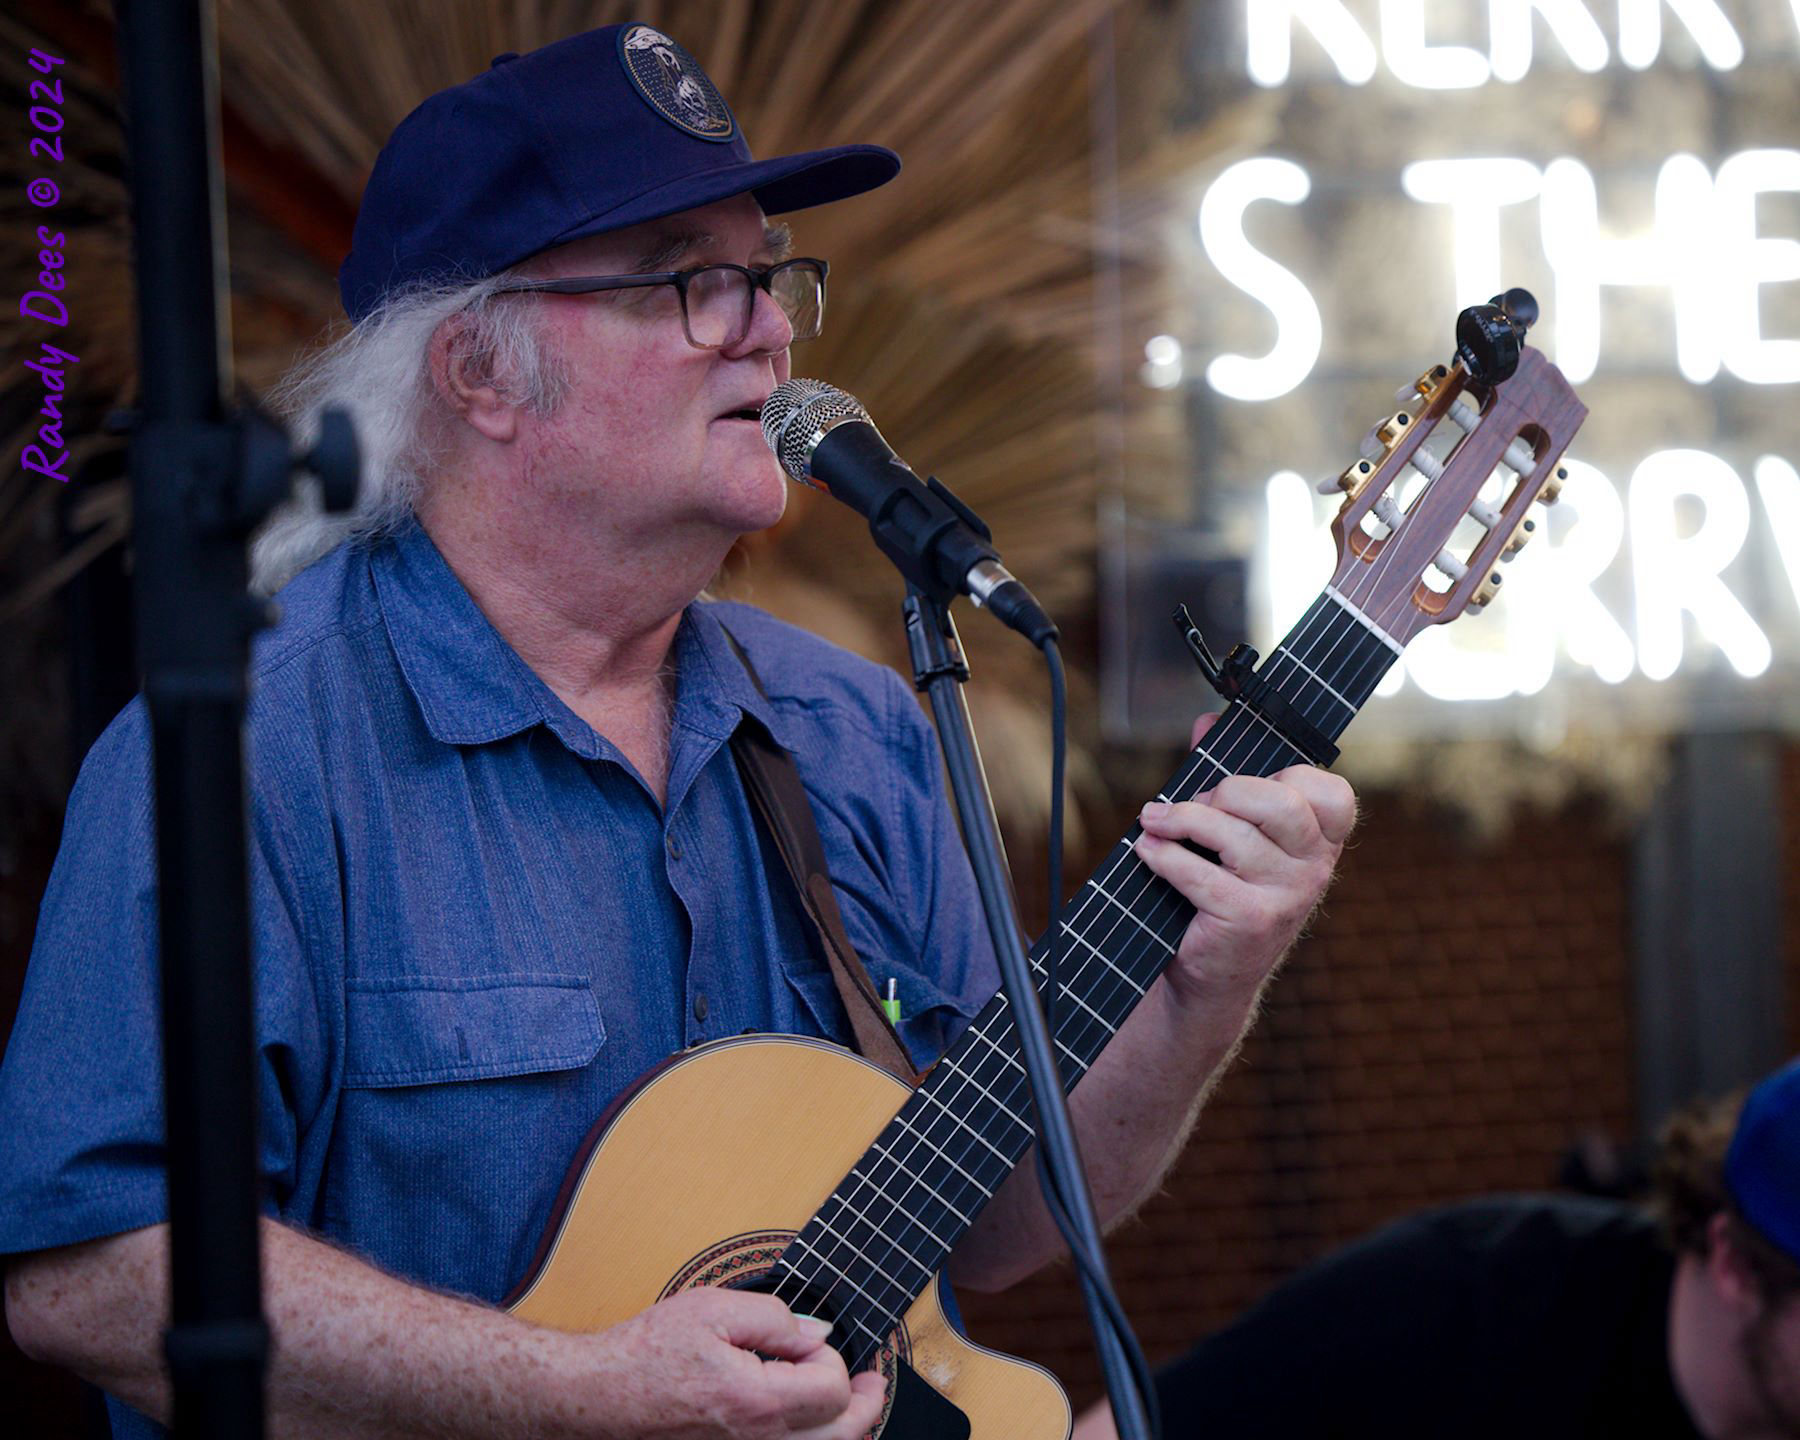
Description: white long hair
250,272,568,595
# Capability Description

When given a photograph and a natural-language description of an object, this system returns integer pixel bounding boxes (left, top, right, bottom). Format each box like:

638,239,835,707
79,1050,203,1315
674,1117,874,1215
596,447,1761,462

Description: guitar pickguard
886,1358,972,1440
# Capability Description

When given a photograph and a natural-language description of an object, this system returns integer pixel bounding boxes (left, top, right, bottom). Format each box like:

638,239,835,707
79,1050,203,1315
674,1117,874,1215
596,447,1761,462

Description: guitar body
507,1033,1072,1439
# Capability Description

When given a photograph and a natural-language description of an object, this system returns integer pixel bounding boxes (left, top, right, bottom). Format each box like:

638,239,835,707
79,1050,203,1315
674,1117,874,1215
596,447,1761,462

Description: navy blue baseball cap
1725,1057,1800,1265
338,23,899,323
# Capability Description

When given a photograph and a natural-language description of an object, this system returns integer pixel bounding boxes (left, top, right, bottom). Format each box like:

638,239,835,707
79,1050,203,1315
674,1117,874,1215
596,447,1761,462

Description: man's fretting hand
1130,712,1356,1014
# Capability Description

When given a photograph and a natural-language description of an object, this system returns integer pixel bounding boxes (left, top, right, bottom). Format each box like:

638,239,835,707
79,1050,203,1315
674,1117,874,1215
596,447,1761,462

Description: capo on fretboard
1172,605,1341,768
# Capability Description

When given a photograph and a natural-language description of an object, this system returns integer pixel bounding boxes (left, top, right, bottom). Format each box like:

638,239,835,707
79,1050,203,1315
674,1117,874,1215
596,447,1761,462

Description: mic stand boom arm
902,590,1155,1440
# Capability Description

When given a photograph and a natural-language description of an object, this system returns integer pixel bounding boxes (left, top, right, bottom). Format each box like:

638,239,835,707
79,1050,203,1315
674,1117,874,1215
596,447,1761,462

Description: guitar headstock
1324,292,1588,647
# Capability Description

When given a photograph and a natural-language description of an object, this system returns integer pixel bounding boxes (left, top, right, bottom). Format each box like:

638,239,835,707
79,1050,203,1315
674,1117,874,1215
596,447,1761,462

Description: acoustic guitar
506,298,1589,1438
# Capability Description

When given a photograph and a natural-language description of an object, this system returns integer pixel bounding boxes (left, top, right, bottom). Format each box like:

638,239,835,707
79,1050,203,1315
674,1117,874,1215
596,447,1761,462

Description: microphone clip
1172,605,1339,767
926,474,992,541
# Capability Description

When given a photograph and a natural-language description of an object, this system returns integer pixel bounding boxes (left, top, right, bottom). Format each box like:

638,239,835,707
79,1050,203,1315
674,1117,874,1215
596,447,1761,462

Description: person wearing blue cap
1679,1058,1800,1439
0,22,1353,1440
1073,1061,1800,1440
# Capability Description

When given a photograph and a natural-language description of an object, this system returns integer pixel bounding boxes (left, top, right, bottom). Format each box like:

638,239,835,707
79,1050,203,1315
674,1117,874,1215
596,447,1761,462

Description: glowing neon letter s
1200,159,1322,402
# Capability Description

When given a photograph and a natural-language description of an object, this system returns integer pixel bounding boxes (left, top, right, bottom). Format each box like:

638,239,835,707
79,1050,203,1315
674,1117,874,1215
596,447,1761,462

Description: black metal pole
903,592,1154,1440
115,1,266,1434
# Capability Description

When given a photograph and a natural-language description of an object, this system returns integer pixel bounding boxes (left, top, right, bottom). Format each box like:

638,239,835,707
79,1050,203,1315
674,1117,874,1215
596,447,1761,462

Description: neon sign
1159,4,1800,715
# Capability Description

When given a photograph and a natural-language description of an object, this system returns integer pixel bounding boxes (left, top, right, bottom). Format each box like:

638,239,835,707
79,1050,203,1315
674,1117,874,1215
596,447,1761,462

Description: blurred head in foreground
1658,1058,1800,1440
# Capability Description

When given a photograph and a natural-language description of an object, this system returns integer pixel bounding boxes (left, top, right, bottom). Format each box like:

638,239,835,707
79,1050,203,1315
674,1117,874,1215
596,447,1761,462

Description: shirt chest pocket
342,974,605,1087
326,975,607,1304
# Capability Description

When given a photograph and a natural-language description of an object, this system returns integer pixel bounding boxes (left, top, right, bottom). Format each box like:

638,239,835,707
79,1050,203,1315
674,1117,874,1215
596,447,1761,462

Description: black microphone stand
902,588,1155,1440
114,3,356,1435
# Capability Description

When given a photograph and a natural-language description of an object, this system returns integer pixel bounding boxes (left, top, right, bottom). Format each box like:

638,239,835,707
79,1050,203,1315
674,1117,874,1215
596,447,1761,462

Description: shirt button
693,991,709,1022
666,831,683,860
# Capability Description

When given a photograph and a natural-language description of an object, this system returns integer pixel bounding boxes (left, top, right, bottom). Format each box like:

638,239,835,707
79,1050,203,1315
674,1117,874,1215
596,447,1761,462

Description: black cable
1032,1146,1162,1438
1037,636,1162,1440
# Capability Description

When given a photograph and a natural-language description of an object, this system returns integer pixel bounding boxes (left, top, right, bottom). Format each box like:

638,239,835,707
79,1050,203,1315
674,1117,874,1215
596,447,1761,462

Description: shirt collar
369,520,798,757
676,600,802,752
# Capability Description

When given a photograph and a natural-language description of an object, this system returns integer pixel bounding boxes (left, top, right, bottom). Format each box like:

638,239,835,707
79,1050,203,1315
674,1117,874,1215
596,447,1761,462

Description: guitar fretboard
773,588,1404,1370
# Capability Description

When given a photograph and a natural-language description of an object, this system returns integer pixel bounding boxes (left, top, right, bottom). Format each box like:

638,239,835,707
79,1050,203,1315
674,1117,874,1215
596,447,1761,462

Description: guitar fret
808,1207,930,1295
825,1172,951,1266
1030,910,1158,1073
965,1014,1026,1077
867,1140,975,1226
1188,744,1230,784
1272,644,1356,713
1082,880,1175,956
1229,698,1308,763
1040,949,1130,1032
927,1047,1031,1134
862,1116,998,1231
890,1113,996,1198
1055,921,1147,997
1288,600,1399,716
914,1086,1017,1166
984,990,1090,1075
1323,583,1405,654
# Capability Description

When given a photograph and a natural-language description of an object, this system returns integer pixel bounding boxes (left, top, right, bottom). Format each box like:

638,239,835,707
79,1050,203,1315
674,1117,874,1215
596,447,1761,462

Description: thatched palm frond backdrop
1,0,1225,861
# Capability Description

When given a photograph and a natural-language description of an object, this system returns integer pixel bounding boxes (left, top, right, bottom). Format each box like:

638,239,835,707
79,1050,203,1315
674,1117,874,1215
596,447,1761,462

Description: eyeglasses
491,257,829,350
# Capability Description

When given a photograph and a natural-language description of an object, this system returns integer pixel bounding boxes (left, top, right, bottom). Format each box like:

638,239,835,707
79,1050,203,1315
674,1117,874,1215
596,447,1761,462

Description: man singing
0,24,1353,1439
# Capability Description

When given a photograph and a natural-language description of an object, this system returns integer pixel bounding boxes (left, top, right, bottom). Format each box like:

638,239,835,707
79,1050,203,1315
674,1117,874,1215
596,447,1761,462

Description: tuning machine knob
1355,407,1416,465
1329,456,1378,502
1472,568,1505,608
1538,463,1570,505
1501,516,1537,560
1399,364,1451,406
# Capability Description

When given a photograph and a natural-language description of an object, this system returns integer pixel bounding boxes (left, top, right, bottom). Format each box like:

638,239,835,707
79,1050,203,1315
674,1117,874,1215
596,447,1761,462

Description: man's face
1742,1291,1800,1438
509,192,795,546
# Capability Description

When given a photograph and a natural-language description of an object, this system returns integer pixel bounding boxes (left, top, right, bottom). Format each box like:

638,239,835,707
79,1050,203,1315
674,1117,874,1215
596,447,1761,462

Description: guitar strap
719,626,924,1089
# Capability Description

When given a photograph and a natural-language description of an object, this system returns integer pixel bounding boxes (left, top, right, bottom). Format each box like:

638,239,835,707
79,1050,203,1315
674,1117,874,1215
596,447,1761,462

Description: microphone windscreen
761,378,871,481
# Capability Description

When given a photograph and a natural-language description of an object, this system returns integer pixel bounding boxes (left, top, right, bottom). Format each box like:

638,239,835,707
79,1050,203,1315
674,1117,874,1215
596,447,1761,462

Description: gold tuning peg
1409,363,1451,401
1473,568,1505,607
1501,516,1537,559
1538,463,1570,505
1336,456,1377,501
1375,410,1413,448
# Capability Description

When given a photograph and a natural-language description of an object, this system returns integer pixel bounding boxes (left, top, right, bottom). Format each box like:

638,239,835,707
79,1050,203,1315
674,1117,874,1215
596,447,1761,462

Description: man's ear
428,316,518,444
1707,1211,1766,1318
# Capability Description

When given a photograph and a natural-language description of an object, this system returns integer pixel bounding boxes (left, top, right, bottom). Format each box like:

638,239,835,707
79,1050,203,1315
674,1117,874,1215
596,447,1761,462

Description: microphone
760,379,1057,646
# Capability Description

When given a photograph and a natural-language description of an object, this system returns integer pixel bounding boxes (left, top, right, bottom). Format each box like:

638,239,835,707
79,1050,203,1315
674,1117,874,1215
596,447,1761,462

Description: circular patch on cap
618,25,735,142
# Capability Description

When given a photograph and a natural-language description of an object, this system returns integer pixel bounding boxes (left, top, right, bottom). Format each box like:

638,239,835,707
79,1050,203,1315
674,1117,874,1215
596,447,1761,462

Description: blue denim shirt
0,520,998,1435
